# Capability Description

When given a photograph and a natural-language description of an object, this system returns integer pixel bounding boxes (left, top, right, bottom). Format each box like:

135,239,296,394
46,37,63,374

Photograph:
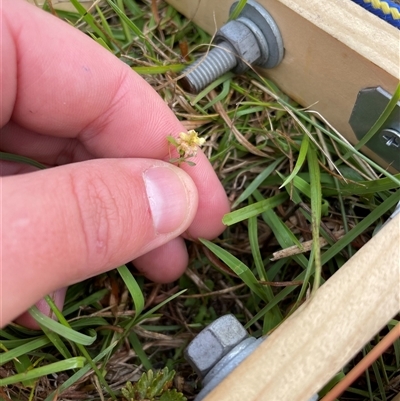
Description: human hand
0,0,230,328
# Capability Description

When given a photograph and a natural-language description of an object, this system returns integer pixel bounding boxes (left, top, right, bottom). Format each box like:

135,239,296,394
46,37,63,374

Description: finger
14,288,67,329
0,160,39,176
1,158,198,327
179,155,229,240
1,121,229,240
3,0,188,157
15,237,188,330
2,0,230,240
1,121,93,166
133,237,189,283
2,122,228,240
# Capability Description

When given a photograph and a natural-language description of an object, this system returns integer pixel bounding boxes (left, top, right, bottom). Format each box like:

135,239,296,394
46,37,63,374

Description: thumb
1,158,198,326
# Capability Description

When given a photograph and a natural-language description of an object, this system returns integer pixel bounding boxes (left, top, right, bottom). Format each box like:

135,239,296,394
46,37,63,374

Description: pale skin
0,0,230,328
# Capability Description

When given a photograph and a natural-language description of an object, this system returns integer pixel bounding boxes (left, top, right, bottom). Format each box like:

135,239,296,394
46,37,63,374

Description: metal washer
230,0,284,69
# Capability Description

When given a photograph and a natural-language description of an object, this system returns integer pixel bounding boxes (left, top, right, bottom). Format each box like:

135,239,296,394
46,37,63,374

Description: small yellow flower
167,130,206,166
175,130,206,158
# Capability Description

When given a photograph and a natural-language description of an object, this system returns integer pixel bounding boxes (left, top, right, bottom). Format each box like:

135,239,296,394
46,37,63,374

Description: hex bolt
179,0,284,94
184,314,319,401
381,128,400,148
184,314,248,378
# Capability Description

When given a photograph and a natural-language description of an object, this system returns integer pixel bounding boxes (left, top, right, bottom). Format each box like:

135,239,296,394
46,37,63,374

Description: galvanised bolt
381,128,400,148
184,314,318,401
179,0,284,94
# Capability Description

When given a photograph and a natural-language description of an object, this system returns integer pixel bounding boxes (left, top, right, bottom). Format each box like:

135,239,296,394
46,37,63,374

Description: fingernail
144,167,189,234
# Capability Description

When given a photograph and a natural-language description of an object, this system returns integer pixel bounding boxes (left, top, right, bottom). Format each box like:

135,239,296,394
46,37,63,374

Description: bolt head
215,20,261,73
184,314,248,378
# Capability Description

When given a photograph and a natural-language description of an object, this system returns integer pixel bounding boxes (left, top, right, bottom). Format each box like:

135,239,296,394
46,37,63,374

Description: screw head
381,128,400,148
184,315,248,378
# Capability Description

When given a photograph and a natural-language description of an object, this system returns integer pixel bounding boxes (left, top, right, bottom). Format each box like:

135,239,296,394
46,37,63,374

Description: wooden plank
166,0,400,169
203,213,400,400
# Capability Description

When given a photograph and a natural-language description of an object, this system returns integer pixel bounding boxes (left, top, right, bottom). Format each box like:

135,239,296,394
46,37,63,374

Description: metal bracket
349,87,400,170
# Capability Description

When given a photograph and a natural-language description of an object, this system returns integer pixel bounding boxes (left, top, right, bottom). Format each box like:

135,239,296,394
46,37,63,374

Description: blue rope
351,0,400,28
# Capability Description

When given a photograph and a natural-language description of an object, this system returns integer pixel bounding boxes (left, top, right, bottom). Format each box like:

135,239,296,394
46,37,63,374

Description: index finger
3,0,179,158
2,0,230,239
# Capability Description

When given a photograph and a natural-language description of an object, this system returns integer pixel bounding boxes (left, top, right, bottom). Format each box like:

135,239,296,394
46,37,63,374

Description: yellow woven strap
364,0,400,19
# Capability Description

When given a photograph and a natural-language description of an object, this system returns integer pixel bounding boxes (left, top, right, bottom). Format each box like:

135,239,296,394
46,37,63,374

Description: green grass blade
88,32,113,51
388,320,400,368
0,152,46,169
353,82,400,152
128,331,152,370
367,345,387,400
318,372,346,397
117,0,132,43
29,307,96,346
69,317,110,331
245,278,303,330
132,64,185,75
38,324,72,360
191,72,235,105
117,265,145,316
252,188,305,258
138,289,187,321
307,144,322,293
42,296,115,398
223,192,288,225
321,189,400,264
0,337,50,366
232,157,284,208
200,239,269,303
295,246,316,305
105,0,145,40
244,257,324,330
13,354,36,387
292,175,311,198
0,357,86,386
248,213,267,282
235,106,266,118
229,0,248,20
44,341,118,401
248,210,283,325
120,289,187,347
0,330,17,340
203,78,231,110
69,0,108,43
261,209,307,268
63,288,110,316
253,75,400,186
335,174,400,196
122,0,144,16
95,4,113,38
280,134,309,188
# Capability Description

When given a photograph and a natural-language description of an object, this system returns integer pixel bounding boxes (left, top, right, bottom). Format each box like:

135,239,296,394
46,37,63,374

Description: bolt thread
180,42,237,93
